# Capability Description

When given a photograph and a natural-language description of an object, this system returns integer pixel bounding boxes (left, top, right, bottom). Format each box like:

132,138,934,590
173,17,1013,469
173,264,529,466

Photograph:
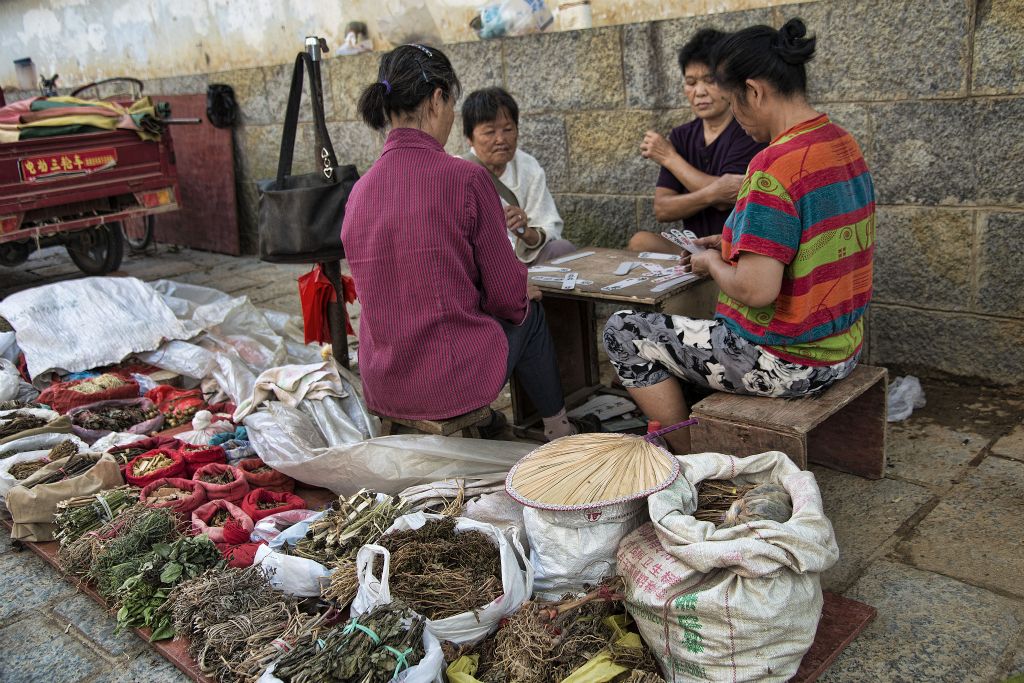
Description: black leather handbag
257,52,359,264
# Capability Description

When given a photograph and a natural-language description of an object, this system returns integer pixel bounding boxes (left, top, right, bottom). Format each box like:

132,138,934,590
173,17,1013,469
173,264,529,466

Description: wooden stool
689,365,888,479
376,406,494,438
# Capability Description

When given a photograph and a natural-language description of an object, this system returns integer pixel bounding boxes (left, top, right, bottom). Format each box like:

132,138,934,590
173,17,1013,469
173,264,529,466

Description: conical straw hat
505,433,679,511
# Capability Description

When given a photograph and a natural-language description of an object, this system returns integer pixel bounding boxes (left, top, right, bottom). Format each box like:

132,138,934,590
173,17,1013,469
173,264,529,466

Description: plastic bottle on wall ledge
558,0,593,31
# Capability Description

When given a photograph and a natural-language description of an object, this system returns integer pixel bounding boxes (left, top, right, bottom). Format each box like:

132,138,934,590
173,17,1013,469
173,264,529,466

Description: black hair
461,87,520,139
356,44,461,131
710,18,816,100
677,28,727,74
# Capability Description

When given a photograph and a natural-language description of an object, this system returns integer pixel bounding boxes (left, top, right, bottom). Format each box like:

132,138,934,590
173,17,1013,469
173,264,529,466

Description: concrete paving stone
0,550,76,624
898,456,1024,598
992,424,1024,463
93,647,190,683
820,560,1024,683
885,419,986,490
23,261,81,279
117,258,201,282
0,614,107,683
811,465,933,593
52,593,146,658
260,295,302,319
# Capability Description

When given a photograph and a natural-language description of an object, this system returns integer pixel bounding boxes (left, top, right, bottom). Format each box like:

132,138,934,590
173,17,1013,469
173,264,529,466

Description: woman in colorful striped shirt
604,18,875,453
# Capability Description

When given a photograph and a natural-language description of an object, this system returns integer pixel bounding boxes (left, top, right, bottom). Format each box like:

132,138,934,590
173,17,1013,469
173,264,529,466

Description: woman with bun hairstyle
603,19,875,453
341,44,597,440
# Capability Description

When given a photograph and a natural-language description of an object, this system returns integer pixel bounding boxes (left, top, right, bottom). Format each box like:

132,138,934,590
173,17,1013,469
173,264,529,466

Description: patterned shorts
603,311,859,398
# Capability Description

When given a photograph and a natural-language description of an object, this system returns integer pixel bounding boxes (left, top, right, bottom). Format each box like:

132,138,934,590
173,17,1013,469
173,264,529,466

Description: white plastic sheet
136,340,216,381
352,512,533,645
245,403,531,496
0,277,194,382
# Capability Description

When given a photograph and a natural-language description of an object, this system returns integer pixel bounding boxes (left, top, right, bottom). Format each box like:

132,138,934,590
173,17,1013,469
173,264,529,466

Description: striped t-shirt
716,114,875,365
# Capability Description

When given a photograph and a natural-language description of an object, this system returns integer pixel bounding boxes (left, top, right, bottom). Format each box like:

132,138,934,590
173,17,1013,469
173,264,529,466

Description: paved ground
1,245,1022,683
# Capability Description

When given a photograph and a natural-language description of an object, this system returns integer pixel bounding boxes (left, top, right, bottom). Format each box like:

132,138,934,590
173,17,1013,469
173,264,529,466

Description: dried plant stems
320,560,358,608
54,486,138,546
508,434,675,508
693,480,755,524
291,489,408,567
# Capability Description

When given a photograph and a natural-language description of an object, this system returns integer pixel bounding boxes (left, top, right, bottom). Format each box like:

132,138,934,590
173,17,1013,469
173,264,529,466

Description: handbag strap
462,153,520,208
276,52,340,184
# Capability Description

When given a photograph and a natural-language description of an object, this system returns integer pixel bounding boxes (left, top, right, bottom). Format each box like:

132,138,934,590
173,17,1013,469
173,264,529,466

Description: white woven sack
352,512,533,644
524,500,645,600
617,451,838,683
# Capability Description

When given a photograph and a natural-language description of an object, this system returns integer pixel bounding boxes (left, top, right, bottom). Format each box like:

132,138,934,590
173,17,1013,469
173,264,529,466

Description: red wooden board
151,94,240,255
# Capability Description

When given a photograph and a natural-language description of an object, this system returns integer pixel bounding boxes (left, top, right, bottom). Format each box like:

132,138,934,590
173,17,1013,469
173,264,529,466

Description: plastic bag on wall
377,1,444,46
477,0,554,38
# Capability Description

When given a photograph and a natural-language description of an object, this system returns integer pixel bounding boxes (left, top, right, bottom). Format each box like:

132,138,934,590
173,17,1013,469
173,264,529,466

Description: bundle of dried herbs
320,559,358,609
227,607,331,682
21,452,98,489
74,404,157,432
70,373,127,394
377,517,503,620
9,459,47,480
164,565,283,644
88,507,180,598
693,480,755,524
456,581,631,683
290,489,408,567
0,414,47,439
111,446,149,466
58,503,161,576
273,604,426,683
112,534,225,640
46,439,79,461
0,400,45,411
54,486,138,546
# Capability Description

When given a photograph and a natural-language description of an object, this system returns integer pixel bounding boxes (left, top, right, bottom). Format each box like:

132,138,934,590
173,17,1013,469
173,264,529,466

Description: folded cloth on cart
0,96,168,142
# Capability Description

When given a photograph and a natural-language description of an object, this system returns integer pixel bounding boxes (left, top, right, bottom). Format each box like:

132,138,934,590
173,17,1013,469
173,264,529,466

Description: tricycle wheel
66,224,124,275
120,214,154,252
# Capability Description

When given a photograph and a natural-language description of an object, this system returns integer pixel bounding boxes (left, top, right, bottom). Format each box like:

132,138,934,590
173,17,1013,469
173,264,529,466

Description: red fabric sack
237,458,295,493
108,435,185,477
192,463,250,503
179,442,227,477
191,499,254,544
216,541,264,568
298,265,356,344
37,375,139,414
145,386,206,427
241,489,306,522
139,477,208,518
125,449,187,488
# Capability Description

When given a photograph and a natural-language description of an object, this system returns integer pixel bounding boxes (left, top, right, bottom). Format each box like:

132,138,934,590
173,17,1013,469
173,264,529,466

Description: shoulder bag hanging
257,52,359,263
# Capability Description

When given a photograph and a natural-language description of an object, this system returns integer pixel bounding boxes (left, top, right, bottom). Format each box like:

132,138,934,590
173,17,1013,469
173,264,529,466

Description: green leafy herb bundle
113,534,224,641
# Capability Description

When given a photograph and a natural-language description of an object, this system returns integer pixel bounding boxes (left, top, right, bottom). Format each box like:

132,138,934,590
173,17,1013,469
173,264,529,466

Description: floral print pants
603,311,858,398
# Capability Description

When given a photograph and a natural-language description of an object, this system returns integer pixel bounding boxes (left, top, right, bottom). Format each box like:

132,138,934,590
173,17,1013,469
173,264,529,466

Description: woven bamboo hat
505,432,680,511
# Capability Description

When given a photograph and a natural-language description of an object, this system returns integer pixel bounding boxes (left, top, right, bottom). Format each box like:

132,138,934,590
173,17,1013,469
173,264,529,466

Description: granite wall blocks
567,110,663,194
554,194,638,248
976,212,1024,318
871,206,974,311
792,0,971,102
504,27,625,112
869,304,1024,385
324,52,380,122
972,0,1024,95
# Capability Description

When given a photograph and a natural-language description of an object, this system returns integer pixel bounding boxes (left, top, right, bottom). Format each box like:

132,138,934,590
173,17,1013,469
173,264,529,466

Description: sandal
478,409,508,439
569,413,604,434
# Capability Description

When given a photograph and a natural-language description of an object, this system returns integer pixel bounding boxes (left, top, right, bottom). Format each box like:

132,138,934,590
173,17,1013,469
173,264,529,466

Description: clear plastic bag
887,375,926,422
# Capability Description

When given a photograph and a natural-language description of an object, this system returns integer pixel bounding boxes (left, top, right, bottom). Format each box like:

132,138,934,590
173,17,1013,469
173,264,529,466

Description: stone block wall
6,0,1021,385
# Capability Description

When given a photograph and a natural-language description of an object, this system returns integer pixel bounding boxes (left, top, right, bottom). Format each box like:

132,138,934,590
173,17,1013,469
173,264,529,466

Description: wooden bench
376,406,494,438
689,365,888,479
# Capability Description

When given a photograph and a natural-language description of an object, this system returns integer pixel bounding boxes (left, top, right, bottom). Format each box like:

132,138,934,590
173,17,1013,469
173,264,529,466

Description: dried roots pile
273,603,425,683
376,517,503,620
9,459,46,480
693,480,755,524
290,489,408,567
22,451,98,489
201,470,234,485
320,559,358,609
0,414,47,439
164,565,283,644
74,404,157,432
694,480,793,527
131,452,175,478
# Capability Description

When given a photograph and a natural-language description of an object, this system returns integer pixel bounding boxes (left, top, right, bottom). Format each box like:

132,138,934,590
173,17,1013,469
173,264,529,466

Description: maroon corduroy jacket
341,127,528,420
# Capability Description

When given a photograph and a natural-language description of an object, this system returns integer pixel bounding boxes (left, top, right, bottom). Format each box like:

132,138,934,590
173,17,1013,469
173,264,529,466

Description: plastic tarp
245,402,531,496
0,277,194,383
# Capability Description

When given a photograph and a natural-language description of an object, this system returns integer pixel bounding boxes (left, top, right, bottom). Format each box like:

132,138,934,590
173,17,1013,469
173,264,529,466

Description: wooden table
512,247,718,437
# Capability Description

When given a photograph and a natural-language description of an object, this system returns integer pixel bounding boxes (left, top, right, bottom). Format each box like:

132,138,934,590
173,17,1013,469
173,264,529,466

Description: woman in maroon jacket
341,44,596,440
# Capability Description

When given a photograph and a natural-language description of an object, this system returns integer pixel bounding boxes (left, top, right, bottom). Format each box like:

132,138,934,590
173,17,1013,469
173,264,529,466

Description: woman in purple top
341,45,596,440
629,29,765,251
